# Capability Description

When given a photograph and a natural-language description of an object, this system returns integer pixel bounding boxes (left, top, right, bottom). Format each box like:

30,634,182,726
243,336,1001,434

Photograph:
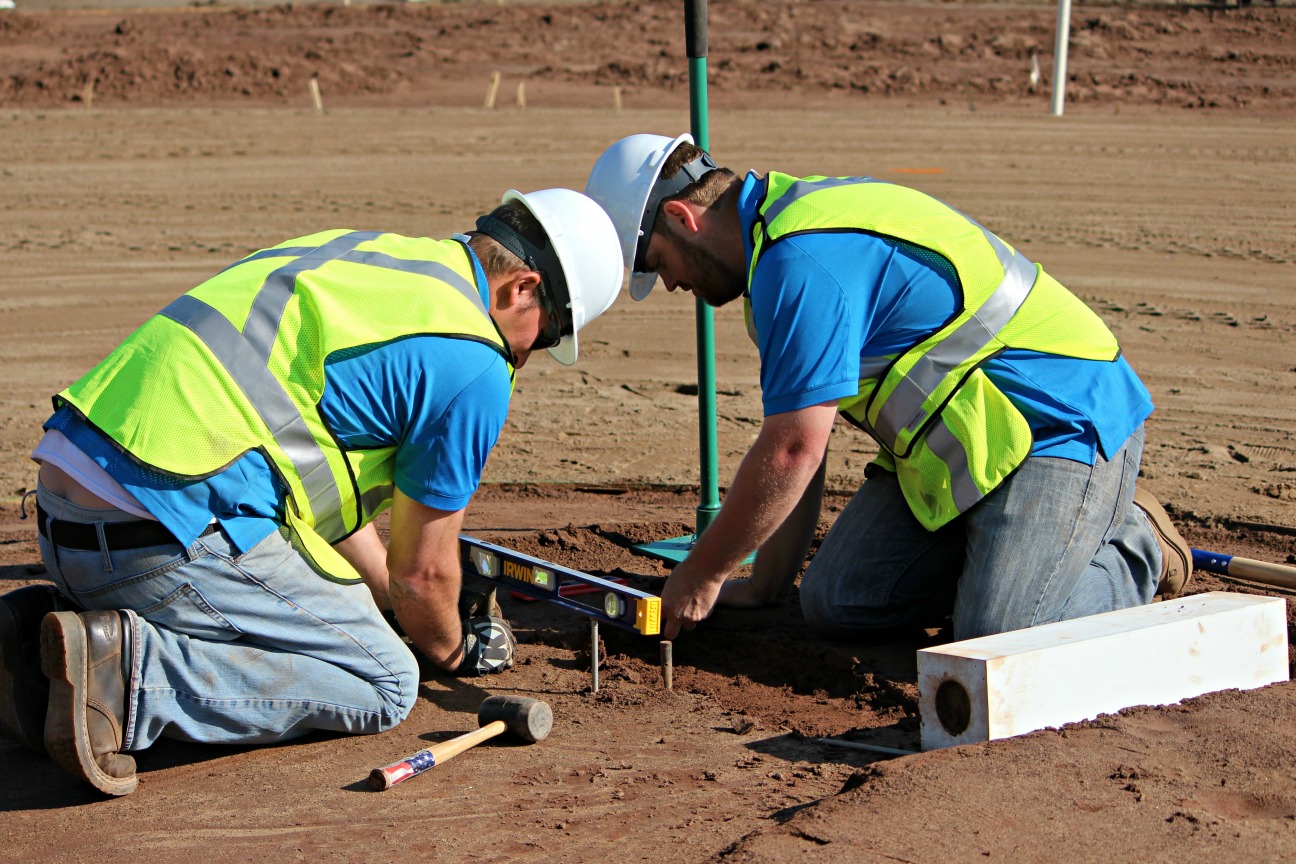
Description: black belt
35,502,217,552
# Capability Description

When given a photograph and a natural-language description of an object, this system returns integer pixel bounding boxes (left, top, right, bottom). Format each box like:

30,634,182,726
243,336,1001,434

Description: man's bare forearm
687,406,836,580
724,452,827,607
658,405,837,639
334,522,393,610
386,491,470,672
388,565,464,670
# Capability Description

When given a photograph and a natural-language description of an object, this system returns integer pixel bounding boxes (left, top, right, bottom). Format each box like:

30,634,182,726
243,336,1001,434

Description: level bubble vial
470,548,499,578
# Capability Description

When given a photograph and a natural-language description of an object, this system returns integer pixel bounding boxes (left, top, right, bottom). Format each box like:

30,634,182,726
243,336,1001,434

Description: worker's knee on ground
801,560,908,638
950,608,1008,642
801,581,932,639
375,648,421,732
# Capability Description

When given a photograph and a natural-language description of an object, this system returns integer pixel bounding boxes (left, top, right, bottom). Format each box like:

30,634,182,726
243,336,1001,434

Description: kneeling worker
585,134,1192,643
0,188,624,795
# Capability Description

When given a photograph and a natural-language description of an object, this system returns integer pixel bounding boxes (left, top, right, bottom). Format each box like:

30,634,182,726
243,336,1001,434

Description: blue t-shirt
738,172,1153,465
47,245,512,553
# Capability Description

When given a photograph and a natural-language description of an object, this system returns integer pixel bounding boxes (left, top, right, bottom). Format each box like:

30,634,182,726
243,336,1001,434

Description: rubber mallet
369,695,553,791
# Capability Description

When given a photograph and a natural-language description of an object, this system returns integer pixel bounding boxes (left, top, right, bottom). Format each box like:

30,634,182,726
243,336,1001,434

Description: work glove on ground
457,615,517,677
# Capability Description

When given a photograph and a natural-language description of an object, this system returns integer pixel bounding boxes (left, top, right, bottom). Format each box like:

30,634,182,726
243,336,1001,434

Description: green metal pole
685,0,721,535
631,1,737,564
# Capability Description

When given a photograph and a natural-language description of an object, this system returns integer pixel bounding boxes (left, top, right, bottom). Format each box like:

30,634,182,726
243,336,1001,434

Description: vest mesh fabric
59,233,507,543
752,174,1119,530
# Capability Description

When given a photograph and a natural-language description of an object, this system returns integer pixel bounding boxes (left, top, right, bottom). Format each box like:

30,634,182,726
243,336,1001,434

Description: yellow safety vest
58,230,514,581
745,174,1120,530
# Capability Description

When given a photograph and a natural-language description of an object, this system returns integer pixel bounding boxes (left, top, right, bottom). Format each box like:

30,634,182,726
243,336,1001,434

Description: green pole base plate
632,534,756,566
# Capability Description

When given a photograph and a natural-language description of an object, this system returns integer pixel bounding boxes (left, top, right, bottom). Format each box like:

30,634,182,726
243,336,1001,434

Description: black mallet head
477,695,552,743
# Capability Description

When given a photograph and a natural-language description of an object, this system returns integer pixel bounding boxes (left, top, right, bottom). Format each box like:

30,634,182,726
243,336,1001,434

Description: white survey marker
917,592,1289,750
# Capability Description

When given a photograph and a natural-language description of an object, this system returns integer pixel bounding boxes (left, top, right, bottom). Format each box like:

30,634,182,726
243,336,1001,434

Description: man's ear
495,270,543,311
514,270,543,306
660,199,701,236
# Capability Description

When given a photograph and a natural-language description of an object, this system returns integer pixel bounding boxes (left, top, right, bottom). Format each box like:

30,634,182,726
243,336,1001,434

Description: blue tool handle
1192,548,1233,575
1190,548,1296,590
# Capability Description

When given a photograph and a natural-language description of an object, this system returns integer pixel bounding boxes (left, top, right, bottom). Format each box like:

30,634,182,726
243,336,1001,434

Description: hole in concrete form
935,679,971,735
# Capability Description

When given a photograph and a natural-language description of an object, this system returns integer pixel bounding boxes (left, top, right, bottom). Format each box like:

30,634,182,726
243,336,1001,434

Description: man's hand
660,558,726,640
658,402,837,640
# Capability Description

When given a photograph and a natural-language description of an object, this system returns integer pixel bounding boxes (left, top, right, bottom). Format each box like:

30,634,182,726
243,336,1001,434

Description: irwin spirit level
459,535,662,636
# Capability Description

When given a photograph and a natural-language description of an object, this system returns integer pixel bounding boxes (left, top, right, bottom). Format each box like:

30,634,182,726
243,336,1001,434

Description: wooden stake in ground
484,71,501,109
516,81,526,110
613,86,622,113
82,79,95,109
590,619,599,694
308,78,324,114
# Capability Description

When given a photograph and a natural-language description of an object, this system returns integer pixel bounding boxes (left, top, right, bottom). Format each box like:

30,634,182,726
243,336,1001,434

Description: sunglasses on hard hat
529,285,563,352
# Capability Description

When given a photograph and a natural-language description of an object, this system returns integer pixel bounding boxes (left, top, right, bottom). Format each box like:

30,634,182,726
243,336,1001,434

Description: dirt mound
2,2,1294,111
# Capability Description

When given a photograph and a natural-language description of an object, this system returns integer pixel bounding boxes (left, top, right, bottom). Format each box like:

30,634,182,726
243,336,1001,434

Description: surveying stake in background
459,535,661,635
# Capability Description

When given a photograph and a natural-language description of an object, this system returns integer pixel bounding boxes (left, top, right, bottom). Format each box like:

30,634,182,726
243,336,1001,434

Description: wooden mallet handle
369,720,506,791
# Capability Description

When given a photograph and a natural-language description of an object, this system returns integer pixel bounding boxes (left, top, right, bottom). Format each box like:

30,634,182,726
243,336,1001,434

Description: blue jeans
801,425,1160,640
36,487,418,750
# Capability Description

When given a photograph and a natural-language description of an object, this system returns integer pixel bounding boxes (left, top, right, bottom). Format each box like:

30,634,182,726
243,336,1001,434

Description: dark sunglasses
530,286,563,352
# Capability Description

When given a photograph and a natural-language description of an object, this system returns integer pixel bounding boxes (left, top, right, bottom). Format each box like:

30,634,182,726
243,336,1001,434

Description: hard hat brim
629,270,658,302
547,332,577,366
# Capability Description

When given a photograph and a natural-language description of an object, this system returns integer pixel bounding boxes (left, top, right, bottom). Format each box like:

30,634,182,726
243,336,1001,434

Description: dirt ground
1,1,1295,861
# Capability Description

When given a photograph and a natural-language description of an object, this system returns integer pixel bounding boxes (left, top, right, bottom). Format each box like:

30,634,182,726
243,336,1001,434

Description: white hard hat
585,133,717,301
498,188,624,366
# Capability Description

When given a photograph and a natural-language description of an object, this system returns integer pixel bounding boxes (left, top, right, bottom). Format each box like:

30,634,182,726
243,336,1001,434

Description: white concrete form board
918,592,1290,750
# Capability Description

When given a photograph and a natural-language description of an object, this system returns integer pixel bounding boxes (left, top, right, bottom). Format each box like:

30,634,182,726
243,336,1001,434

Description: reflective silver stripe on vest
182,234,489,536
344,250,484,314
159,294,347,542
221,245,318,270
872,230,1037,449
925,419,983,512
762,176,880,226
244,232,381,362
242,233,486,362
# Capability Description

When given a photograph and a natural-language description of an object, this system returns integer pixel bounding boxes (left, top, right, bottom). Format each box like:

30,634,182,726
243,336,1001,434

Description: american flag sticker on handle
369,748,438,791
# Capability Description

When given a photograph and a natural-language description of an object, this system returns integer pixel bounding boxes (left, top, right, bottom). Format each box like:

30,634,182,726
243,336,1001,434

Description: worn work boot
1133,488,1193,596
41,610,138,796
0,585,72,753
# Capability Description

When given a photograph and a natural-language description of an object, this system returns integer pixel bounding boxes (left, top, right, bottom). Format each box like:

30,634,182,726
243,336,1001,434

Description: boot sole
40,611,137,796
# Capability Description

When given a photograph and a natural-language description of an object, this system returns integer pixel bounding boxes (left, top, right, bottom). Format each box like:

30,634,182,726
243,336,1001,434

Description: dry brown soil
1,2,1295,862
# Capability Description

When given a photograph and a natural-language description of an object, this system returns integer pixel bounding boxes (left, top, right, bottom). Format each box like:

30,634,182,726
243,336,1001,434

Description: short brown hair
467,203,545,280
659,142,736,211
